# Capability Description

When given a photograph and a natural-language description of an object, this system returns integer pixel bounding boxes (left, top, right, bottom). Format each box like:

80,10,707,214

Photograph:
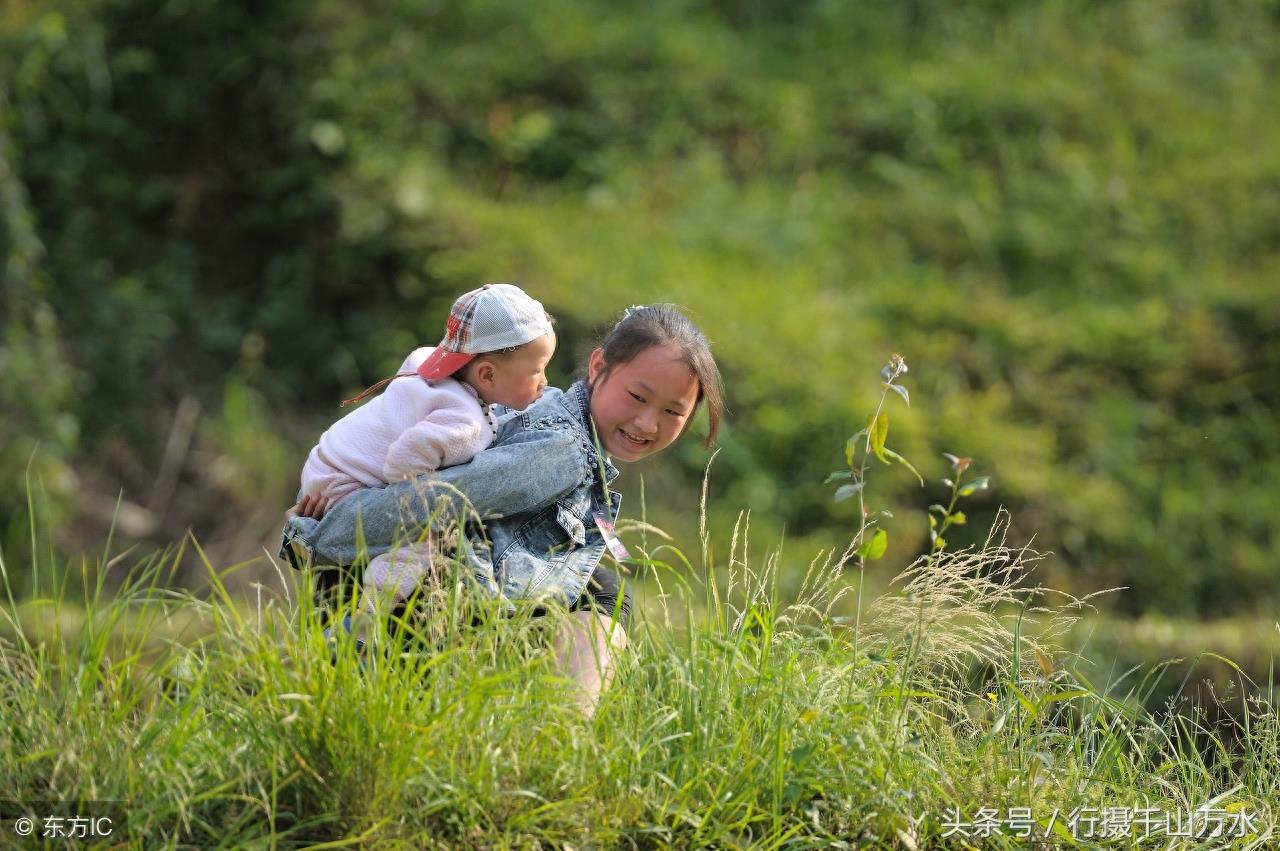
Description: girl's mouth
619,428,651,448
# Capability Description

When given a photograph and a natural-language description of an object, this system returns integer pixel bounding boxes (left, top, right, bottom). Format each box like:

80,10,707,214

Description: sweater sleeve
382,401,491,482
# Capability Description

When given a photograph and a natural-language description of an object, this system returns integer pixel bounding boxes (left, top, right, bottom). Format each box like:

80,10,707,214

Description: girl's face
588,344,700,462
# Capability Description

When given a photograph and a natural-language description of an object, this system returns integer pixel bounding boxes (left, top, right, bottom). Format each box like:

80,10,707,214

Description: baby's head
456,333,555,410
585,304,725,462
417,283,556,410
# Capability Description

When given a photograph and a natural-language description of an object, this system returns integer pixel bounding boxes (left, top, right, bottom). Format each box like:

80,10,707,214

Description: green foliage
857,528,888,562
3,0,1279,614
1,0,425,435
198,374,297,510
0,112,77,566
826,353,918,580
929,454,989,554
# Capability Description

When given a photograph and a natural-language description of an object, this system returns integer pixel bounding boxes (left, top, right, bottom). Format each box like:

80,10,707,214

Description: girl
284,304,725,715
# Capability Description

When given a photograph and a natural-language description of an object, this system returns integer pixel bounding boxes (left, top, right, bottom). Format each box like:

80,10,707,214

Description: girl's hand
288,493,331,519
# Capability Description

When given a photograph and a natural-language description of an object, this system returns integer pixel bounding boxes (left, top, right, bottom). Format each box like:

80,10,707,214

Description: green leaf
857,528,888,560
1038,689,1090,706
950,511,966,525
989,706,1010,737
845,428,869,469
932,537,946,551
958,476,991,497
867,412,889,463
790,743,817,765
824,470,853,483
833,483,864,503
883,446,924,486
868,529,888,559
1006,682,1037,719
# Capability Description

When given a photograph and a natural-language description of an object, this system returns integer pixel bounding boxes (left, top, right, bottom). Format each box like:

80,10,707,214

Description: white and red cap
416,283,553,379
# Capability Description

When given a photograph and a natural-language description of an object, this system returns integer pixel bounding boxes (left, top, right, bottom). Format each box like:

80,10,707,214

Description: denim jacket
281,381,620,607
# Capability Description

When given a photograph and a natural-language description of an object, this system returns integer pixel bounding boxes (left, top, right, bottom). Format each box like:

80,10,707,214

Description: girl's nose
634,407,659,434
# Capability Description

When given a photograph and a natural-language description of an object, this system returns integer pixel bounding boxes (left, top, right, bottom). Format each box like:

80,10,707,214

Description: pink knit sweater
300,347,496,502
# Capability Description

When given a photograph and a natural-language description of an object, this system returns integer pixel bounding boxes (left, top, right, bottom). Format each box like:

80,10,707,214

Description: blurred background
3,0,1278,691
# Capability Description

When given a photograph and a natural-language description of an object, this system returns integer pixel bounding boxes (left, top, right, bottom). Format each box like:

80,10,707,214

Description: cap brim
417,348,475,379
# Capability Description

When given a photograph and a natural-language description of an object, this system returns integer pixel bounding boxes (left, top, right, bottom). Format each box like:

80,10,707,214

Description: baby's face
481,331,556,410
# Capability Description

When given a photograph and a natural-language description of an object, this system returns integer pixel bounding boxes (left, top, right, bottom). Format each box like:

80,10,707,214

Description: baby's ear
473,359,496,387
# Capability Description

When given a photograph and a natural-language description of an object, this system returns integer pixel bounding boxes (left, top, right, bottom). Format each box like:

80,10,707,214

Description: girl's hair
590,304,726,446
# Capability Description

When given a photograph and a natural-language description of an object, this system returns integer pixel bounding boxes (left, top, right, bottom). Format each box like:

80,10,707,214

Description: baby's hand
288,493,331,520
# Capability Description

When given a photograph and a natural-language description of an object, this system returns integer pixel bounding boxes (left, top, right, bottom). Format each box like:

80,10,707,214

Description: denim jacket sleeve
301,424,589,566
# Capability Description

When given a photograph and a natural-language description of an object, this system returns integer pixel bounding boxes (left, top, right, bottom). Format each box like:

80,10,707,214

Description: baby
296,283,555,619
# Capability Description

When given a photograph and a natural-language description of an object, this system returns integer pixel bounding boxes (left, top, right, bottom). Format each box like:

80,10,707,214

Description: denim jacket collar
566,380,619,486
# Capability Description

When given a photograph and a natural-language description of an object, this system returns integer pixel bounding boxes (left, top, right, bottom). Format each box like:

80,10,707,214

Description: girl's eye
629,392,645,403
666,410,684,417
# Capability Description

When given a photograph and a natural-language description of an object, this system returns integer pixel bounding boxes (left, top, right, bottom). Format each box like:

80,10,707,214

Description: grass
1,509,1277,848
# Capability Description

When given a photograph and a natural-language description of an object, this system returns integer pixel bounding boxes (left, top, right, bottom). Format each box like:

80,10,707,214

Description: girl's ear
586,347,606,386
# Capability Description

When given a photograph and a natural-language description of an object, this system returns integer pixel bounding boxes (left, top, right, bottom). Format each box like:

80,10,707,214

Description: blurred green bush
2,0,1277,614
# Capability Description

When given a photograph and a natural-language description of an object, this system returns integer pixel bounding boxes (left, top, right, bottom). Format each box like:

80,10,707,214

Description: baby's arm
383,397,492,483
